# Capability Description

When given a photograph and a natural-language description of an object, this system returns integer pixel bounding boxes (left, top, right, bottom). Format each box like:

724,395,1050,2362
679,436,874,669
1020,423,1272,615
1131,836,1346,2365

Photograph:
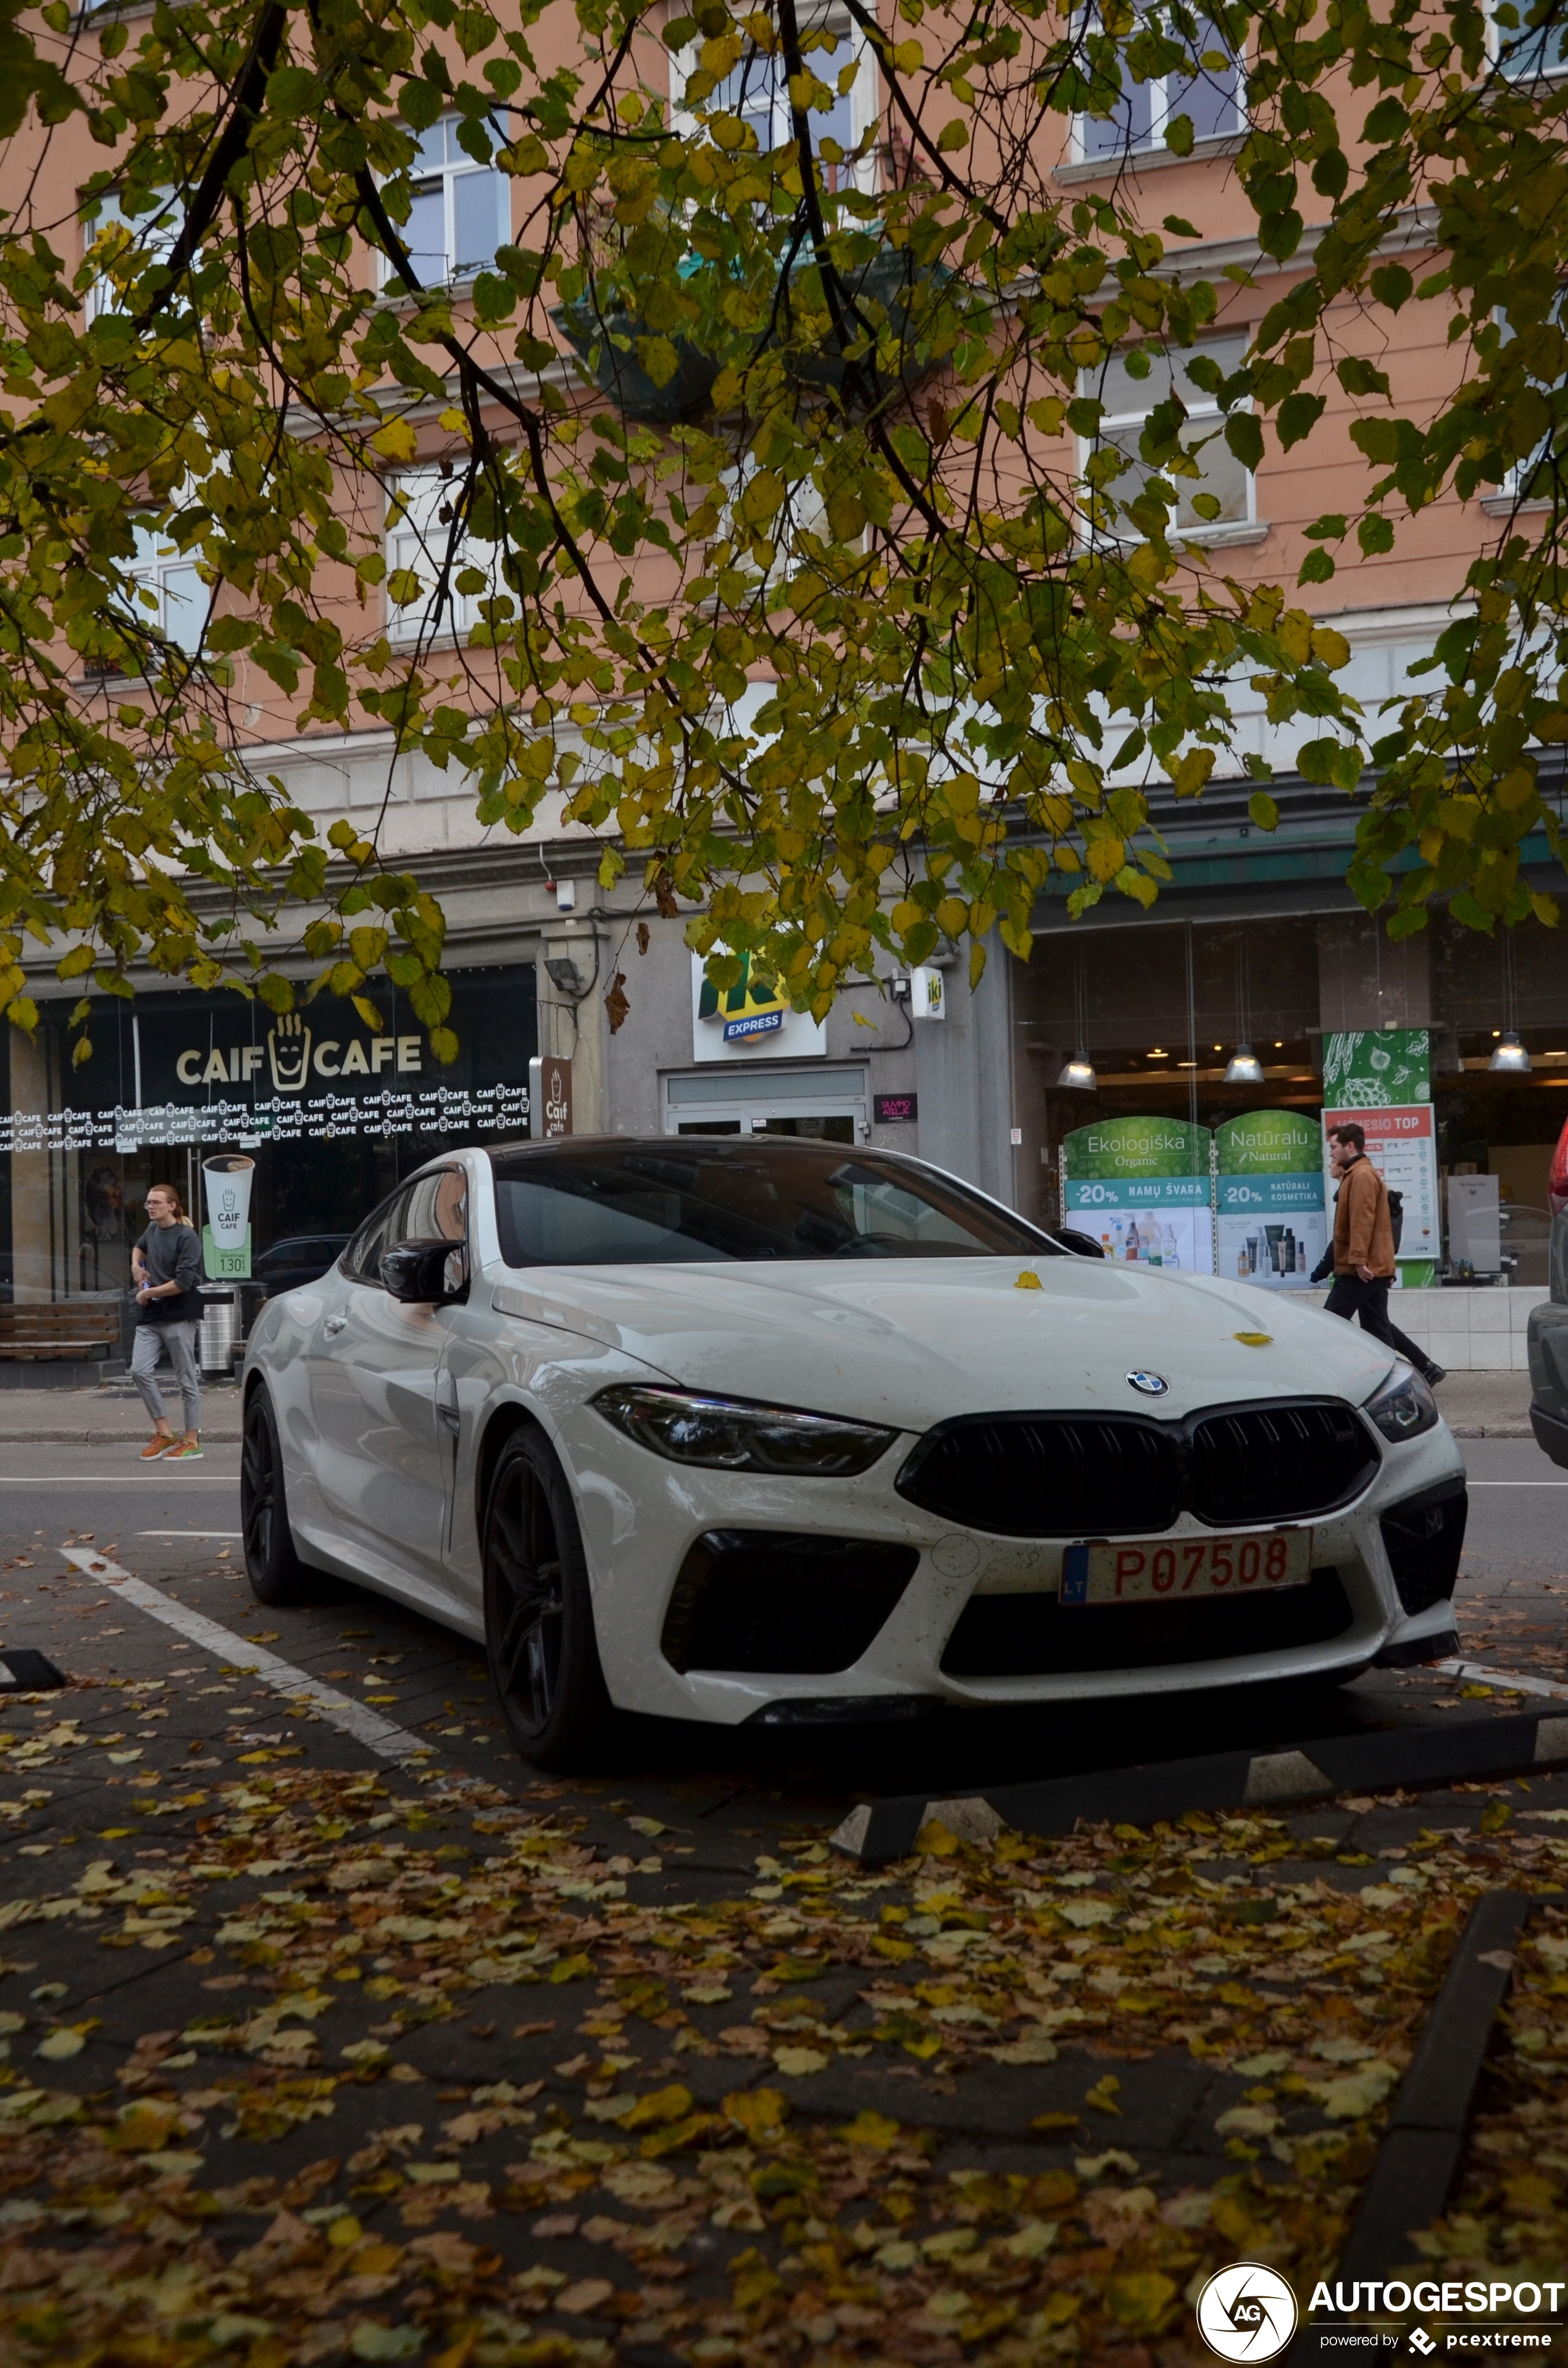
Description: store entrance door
663,1065,869,1142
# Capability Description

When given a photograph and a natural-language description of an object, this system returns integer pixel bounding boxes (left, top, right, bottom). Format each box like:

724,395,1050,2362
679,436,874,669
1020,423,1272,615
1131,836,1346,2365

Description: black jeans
1324,1273,1436,1377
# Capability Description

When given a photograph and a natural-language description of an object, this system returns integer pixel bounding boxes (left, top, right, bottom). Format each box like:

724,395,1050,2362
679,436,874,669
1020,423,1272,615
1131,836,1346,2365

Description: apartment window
1075,9,1244,161
679,12,877,194
1083,335,1252,538
81,190,183,320
387,119,509,287
1490,0,1568,78
128,522,206,655
385,467,503,643
1500,290,1567,497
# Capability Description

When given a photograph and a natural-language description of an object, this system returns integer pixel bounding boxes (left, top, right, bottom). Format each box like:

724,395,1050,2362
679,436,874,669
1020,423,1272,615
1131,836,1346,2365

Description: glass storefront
1015,912,1568,1282
1,964,537,1307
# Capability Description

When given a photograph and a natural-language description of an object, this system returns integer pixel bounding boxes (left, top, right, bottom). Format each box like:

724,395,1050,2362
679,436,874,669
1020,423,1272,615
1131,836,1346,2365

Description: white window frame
378,116,510,290
669,7,881,196
126,520,207,656
1070,6,1245,166
384,466,505,645
1078,333,1259,546
1494,290,1567,503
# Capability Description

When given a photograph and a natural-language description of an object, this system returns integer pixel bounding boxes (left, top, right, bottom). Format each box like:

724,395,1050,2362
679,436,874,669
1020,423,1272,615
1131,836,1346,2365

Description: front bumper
562,1399,1467,1725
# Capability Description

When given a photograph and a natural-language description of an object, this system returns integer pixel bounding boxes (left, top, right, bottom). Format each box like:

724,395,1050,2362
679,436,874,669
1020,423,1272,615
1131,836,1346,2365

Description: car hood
491,1257,1398,1430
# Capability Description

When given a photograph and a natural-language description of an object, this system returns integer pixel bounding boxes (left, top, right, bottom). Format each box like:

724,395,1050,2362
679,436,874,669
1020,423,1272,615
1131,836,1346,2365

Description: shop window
1074,7,1245,163
1081,333,1253,539
385,467,504,643
383,118,509,288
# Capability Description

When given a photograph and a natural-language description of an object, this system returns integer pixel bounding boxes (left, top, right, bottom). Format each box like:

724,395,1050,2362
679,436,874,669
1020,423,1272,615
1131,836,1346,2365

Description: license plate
1060,1528,1313,1606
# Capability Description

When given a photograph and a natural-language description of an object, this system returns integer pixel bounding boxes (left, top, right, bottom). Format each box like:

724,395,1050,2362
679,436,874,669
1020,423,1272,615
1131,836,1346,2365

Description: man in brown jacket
1324,1123,1445,1384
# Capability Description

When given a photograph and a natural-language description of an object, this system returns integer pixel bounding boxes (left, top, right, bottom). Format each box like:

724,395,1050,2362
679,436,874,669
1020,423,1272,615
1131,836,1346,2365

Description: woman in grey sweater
130,1183,204,1460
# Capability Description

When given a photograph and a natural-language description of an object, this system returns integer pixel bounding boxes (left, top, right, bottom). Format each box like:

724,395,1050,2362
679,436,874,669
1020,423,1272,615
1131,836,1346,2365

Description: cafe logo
269,1015,312,1093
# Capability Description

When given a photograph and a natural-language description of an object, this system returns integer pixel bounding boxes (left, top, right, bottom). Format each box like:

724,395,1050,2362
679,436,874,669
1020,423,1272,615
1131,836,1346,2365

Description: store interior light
1223,1043,1266,1086
1489,1031,1532,1074
1147,1047,1169,1059
1057,1050,1098,1090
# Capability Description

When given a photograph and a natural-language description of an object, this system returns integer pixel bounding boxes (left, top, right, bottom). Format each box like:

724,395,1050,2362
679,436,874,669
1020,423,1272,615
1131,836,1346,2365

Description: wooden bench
0,1302,123,1361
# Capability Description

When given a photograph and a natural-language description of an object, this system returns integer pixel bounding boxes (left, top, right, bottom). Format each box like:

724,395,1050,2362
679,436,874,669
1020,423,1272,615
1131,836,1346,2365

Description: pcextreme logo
1196,2264,1299,2362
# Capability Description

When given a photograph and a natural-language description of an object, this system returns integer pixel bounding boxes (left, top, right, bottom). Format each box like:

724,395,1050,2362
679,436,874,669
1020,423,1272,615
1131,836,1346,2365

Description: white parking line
1435,1657,1568,1703
60,1549,435,1764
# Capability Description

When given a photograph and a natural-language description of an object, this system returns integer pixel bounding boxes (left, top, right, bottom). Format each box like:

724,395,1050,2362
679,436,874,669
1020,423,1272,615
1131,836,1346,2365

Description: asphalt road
1,1431,1564,1814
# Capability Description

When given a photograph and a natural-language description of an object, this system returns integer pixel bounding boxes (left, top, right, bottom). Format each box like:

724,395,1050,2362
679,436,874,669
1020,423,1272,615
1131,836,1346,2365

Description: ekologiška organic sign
1060,1116,1215,1275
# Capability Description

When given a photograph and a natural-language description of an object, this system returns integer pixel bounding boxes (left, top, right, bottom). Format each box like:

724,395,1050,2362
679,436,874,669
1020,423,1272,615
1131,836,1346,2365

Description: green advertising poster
202,1224,251,1281
1216,1111,1326,1291
1061,1116,1214,1274
1320,1027,1439,1287
1320,1027,1430,1108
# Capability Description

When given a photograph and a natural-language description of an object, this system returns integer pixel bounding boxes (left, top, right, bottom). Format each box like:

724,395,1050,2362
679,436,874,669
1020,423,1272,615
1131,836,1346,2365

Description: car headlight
1362,1362,1440,1443
591,1385,897,1476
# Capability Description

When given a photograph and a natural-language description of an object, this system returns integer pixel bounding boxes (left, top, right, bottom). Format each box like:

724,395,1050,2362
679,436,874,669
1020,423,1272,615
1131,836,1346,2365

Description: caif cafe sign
173,1012,427,1092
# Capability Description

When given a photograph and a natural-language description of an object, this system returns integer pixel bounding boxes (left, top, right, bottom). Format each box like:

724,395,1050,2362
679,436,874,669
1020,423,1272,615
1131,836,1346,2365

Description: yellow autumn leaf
370,417,419,464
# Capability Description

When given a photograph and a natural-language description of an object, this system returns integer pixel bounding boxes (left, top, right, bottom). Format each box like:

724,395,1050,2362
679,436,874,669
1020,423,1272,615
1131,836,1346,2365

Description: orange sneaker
140,1436,173,1460
163,1441,204,1461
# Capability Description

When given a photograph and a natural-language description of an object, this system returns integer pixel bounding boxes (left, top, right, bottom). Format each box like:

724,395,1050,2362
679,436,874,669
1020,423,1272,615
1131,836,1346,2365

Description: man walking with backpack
1320,1123,1445,1385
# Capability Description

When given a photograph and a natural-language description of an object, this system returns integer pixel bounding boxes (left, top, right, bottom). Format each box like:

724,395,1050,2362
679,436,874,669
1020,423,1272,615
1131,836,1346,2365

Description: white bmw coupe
241,1137,1467,1767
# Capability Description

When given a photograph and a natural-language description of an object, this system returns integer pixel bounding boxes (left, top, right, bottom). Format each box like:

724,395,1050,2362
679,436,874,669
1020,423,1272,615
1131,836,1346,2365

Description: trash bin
197,1286,237,1378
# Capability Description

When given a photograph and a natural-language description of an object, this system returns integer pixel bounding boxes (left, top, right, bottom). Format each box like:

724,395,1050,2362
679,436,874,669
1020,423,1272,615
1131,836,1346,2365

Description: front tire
242,1385,334,1606
483,1426,616,1771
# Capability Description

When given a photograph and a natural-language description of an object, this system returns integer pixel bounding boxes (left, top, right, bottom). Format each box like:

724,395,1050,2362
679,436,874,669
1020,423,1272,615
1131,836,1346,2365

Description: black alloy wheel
241,1386,332,1606
483,1426,615,1770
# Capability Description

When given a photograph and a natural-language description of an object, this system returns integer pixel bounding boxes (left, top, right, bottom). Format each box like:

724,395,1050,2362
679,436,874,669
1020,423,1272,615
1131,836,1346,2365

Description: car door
307,1168,468,1585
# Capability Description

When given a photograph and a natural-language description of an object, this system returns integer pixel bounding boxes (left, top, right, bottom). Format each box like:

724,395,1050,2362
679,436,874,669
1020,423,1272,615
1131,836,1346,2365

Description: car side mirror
381,1238,467,1305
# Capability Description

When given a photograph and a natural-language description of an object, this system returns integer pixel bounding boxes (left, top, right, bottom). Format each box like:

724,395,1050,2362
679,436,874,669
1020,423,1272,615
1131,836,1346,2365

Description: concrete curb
1288,1889,1533,2359
0,1426,244,1444
828,1710,1568,1861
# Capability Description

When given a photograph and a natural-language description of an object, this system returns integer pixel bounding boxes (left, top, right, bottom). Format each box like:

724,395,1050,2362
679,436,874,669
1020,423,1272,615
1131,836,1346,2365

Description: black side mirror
1053,1226,1106,1258
381,1238,467,1305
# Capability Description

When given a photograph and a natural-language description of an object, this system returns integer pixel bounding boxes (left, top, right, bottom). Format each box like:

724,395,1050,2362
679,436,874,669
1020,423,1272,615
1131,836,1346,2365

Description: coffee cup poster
1059,1117,1216,1275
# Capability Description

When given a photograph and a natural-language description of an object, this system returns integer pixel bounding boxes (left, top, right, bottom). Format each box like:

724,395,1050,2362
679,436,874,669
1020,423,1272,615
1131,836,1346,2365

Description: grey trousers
131,1319,201,1433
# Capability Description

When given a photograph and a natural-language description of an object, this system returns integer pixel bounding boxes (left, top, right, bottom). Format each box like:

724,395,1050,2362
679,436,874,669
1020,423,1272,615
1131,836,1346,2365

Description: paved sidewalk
0,1380,244,1441
0,1368,1540,1441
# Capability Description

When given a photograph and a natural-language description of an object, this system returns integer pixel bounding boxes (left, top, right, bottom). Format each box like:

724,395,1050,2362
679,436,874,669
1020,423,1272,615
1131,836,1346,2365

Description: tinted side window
344,1186,412,1283
401,1168,467,1245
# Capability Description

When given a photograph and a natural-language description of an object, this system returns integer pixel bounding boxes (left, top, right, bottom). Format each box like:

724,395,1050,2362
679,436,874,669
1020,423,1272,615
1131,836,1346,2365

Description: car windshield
488,1139,1064,1266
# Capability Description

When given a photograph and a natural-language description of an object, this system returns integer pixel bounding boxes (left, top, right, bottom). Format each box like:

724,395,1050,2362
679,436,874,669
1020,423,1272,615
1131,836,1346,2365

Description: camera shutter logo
1195,2265,1297,2362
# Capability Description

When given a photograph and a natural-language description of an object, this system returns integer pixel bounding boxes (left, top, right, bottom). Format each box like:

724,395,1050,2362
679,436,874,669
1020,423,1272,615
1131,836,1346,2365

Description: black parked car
1528,1205,1568,1468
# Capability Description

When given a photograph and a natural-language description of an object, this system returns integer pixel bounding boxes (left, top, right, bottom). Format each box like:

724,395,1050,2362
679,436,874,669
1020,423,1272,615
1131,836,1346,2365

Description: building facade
1,6,1566,1341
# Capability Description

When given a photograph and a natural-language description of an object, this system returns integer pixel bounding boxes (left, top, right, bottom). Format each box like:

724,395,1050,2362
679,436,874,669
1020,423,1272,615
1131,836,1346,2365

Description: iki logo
1409,2331,1437,2357
1196,2264,1299,2362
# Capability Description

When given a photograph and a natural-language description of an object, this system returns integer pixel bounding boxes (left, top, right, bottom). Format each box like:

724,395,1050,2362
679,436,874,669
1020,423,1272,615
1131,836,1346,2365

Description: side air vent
661,1531,919,1675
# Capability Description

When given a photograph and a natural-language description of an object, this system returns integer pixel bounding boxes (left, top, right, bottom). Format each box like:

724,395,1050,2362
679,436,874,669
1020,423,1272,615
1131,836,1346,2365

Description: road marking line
1466,1480,1568,1487
60,1548,435,1764
0,1476,236,1484
1435,1657,1568,1703
138,1530,244,1539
